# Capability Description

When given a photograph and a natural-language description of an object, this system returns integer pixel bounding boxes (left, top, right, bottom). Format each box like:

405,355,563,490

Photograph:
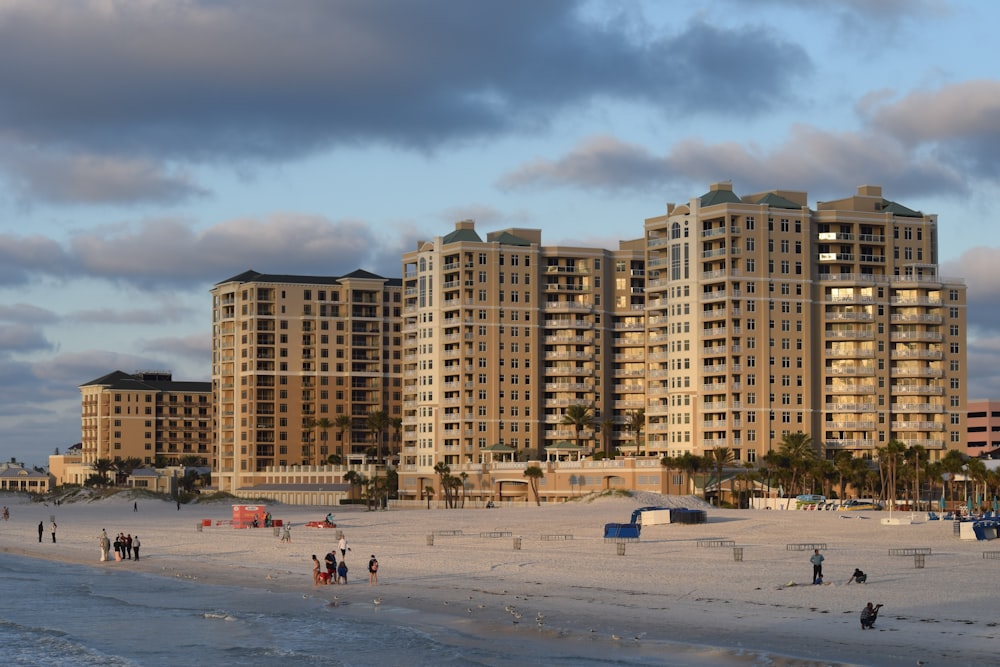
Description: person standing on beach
368,555,379,585
100,529,110,562
38,521,43,542
133,535,140,561
50,521,57,543
325,550,337,582
337,559,348,584
339,535,349,558
312,555,321,587
125,534,133,559
134,501,138,512
810,549,824,584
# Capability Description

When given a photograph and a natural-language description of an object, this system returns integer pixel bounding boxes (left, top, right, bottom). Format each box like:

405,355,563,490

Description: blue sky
2,0,1000,467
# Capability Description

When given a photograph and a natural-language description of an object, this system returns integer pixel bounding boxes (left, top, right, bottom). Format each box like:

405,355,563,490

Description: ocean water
0,553,829,666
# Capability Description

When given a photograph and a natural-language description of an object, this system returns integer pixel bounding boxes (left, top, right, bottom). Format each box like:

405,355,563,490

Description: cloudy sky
2,0,999,467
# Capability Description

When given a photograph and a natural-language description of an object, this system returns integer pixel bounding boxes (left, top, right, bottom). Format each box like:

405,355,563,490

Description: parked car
839,499,883,511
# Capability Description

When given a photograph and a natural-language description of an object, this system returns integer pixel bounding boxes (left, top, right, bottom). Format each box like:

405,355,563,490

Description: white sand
1,492,996,667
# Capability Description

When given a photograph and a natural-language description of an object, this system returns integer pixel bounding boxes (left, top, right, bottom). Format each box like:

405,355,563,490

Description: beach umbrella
939,493,946,511
994,496,998,513
967,496,973,514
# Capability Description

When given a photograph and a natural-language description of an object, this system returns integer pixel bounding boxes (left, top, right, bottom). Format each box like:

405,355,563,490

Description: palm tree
706,447,734,506
93,458,115,485
626,408,646,456
905,444,926,510
459,471,469,508
434,462,452,508
114,456,143,484
598,415,615,459
940,449,967,503
776,431,818,496
367,410,390,464
308,417,333,466
390,417,403,458
424,485,435,510
523,465,544,506
561,404,593,453
343,470,363,503
675,452,704,498
334,414,352,457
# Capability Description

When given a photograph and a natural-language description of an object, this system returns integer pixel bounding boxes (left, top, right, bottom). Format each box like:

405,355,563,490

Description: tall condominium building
210,270,403,494
396,221,647,500
644,182,966,466
79,370,213,467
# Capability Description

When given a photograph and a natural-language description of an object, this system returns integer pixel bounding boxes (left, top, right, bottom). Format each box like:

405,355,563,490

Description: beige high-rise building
644,183,966,466
79,370,213,467
395,221,648,501
210,269,403,494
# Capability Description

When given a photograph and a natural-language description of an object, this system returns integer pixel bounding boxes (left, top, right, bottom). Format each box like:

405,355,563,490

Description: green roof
881,199,923,218
699,188,741,207
490,231,532,246
442,228,483,244
755,193,802,209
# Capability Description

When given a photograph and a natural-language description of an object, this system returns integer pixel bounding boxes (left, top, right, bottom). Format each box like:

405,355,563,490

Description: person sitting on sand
847,568,867,584
860,602,883,629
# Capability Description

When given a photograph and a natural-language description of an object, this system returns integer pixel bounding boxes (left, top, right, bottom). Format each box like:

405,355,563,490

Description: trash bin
733,547,744,562
273,526,280,537
617,543,626,556
196,523,203,532
914,554,926,569
953,520,961,536
513,537,522,550
426,534,434,546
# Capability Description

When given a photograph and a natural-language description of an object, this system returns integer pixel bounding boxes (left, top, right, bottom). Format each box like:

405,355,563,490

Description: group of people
38,520,56,543
311,535,379,587
99,529,140,562
808,549,883,629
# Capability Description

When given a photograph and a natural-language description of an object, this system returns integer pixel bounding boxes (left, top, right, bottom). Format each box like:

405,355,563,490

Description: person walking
339,535,349,558
134,501,138,512
132,535,140,561
810,548,825,584
368,555,379,585
38,521,44,543
50,521,57,543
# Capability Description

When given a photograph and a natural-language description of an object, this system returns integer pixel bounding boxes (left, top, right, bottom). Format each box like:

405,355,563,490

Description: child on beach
337,559,348,584
368,555,379,585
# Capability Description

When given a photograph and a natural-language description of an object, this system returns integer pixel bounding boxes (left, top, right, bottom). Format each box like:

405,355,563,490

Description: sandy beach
1,491,997,667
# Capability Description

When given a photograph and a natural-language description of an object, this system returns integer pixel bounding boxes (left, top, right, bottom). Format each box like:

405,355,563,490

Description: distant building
0,462,53,493
210,270,403,495
79,370,213,468
967,399,1000,457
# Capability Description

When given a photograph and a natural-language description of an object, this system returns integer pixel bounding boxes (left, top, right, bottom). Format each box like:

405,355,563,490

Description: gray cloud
67,304,197,325
0,213,419,290
865,80,1000,178
0,323,55,353
498,126,965,200
0,147,208,206
0,1,810,162
137,333,212,367
0,303,58,324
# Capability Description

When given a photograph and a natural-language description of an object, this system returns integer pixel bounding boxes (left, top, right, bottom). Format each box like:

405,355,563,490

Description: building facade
643,183,966,466
396,222,648,501
79,370,213,468
966,399,1000,457
210,270,403,494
